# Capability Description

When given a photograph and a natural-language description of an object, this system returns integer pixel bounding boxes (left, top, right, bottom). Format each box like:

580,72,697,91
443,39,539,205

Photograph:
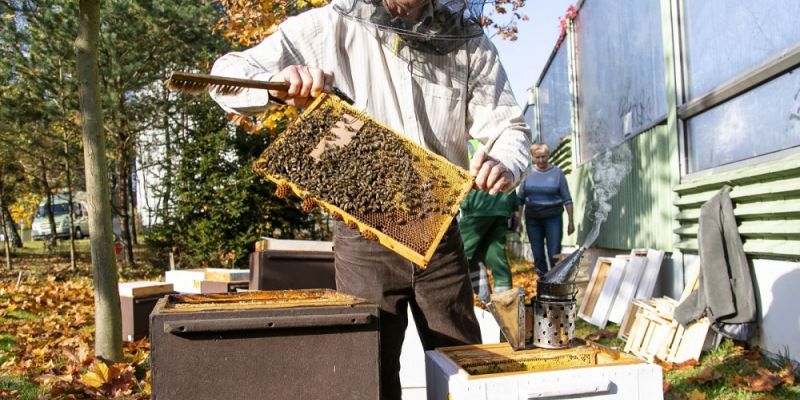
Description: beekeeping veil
334,0,486,55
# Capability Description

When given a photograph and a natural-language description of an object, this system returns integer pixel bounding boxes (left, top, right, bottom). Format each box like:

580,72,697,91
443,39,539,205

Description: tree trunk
0,197,11,270
60,63,77,270
161,86,173,222
64,136,77,271
1,206,23,249
76,0,122,362
127,159,138,245
115,138,134,265
40,160,57,251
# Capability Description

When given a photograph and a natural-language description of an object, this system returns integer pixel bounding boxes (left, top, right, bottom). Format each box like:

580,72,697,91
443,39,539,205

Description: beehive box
426,342,663,400
150,290,380,400
253,94,473,267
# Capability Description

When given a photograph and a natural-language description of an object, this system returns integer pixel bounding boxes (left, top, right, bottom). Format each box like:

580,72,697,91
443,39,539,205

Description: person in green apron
460,139,519,299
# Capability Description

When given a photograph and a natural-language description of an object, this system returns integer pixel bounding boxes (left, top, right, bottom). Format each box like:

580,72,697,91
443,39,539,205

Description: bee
275,182,291,199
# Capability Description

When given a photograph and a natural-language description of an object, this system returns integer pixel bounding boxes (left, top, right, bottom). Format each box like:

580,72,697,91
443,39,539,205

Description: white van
31,192,90,240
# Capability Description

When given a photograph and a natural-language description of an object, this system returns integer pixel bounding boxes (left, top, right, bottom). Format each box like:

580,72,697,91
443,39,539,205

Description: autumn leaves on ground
0,250,158,400
1,250,798,399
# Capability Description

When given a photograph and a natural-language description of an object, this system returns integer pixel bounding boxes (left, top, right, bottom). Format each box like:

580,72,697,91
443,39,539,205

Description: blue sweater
517,166,572,218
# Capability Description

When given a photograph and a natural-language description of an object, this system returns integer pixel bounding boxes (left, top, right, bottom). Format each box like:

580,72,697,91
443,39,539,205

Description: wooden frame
608,250,648,324
586,257,628,328
617,249,666,331
621,259,709,363
578,257,614,322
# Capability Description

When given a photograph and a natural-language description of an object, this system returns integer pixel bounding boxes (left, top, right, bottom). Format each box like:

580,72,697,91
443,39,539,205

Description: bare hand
567,222,575,235
469,147,514,195
270,65,334,108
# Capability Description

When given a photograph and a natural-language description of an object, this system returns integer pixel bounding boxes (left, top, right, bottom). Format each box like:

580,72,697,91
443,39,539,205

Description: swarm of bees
254,99,471,255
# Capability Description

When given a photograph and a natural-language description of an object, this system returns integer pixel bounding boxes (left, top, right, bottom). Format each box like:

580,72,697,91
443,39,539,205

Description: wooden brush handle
170,71,291,91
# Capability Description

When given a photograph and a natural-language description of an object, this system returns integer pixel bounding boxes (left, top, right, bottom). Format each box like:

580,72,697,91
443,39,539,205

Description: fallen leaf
687,389,706,400
688,366,722,385
585,329,615,341
735,367,783,392
657,357,698,372
778,360,795,386
80,361,110,388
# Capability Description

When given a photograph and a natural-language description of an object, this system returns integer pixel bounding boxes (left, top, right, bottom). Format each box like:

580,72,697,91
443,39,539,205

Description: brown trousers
333,221,482,400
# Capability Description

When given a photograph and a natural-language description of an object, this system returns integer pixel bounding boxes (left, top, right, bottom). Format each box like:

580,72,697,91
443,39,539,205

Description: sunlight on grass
0,333,16,364
12,238,91,256
3,309,37,320
0,376,42,399
665,340,800,400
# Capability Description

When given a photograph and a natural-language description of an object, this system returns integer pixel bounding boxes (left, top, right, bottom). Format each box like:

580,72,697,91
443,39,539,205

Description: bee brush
165,71,355,105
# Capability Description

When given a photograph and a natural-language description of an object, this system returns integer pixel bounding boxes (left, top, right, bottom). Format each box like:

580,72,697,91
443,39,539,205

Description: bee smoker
532,246,586,348
487,246,586,350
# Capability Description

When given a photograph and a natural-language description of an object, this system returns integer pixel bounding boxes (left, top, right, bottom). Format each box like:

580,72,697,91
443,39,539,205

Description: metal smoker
487,246,586,350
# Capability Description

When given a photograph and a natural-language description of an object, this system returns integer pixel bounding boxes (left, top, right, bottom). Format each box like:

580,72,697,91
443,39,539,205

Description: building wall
540,0,800,361
555,124,678,252
753,258,800,360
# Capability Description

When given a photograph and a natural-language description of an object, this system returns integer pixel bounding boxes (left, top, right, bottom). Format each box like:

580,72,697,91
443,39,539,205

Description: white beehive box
425,342,663,400
165,269,250,294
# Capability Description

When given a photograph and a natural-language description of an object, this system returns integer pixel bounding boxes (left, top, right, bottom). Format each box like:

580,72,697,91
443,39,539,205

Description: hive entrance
254,94,473,267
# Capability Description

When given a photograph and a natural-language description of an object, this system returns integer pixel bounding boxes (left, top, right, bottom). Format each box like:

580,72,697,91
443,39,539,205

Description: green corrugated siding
563,125,678,250
673,154,800,258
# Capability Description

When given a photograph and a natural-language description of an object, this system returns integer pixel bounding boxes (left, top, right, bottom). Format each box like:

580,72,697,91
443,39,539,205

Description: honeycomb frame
253,93,474,268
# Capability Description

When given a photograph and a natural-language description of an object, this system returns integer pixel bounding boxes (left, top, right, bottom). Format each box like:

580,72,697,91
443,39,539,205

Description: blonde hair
530,143,550,156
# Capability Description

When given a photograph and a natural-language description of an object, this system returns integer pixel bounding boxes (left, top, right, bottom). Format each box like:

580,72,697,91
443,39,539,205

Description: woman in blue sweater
517,143,574,275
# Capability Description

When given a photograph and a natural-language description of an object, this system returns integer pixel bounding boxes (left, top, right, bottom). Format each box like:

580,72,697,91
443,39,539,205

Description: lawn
0,243,797,399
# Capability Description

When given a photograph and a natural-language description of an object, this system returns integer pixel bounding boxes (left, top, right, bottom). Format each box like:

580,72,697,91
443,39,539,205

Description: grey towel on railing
674,185,758,341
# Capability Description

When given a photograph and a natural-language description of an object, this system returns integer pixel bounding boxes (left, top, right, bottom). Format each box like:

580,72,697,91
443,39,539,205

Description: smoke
582,143,632,248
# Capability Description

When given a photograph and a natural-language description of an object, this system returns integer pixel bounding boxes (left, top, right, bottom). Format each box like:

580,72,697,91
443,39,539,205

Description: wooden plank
608,251,648,324
118,281,174,297
578,257,614,321
669,318,711,363
617,301,641,340
634,249,665,300
588,257,627,329
680,259,701,302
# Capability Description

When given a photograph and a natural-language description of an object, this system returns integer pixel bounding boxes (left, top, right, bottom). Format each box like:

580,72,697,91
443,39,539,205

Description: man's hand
469,147,514,195
270,65,334,108
567,221,575,235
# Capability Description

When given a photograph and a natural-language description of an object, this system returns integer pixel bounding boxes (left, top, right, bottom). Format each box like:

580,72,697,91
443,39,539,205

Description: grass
9,237,92,257
0,333,16,364
0,376,42,399
663,340,800,399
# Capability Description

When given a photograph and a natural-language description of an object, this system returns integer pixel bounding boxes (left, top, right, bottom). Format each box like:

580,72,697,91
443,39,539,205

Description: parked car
31,193,90,240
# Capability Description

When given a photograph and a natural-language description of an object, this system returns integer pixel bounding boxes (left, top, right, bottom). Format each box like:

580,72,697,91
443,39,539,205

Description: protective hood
334,0,486,54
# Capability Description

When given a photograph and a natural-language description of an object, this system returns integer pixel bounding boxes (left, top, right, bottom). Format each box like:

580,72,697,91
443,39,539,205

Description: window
686,67,800,171
682,0,800,99
575,0,666,162
537,44,571,150
523,103,536,140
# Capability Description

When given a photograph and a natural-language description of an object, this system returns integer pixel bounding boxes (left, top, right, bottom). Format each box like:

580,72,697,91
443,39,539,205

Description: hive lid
253,94,474,268
118,281,174,297
160,289,366,312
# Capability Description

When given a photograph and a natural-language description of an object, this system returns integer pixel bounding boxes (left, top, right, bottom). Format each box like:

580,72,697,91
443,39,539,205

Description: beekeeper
210,0,530,397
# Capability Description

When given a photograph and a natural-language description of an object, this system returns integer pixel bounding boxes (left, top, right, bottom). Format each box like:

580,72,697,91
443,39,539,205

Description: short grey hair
530,143,550,156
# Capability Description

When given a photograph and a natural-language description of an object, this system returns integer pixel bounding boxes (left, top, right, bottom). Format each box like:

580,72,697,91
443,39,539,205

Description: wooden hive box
426,341,663,400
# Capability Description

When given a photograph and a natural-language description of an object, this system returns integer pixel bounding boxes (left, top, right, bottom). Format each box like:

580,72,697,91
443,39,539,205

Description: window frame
674,0,800,175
